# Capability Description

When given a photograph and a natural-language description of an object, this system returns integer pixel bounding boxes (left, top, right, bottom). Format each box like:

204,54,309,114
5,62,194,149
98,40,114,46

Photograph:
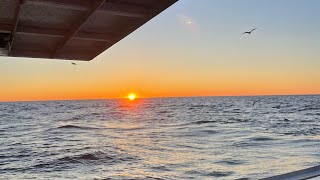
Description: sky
0,0,320,102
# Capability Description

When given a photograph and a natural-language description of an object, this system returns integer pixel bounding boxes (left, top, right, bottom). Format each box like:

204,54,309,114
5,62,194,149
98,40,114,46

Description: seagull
71,62,77,65
273,102,282,109
243,28,258,35
253,99,261,106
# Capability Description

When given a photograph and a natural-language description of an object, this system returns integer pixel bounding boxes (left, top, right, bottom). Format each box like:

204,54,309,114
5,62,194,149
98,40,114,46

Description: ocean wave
231,140,266,148
283,128,320,136
56,125,100,130
216,159,245,166
186,170,234,177
206,171,234,177
192,120,216,125
249,136,277,141
60,152,109,162
199,129,220,134
157,110,170,114
32,151,137,170
151,165,172,171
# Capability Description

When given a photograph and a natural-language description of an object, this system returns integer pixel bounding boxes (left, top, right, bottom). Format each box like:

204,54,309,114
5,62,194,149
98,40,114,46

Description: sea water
0,95,319,179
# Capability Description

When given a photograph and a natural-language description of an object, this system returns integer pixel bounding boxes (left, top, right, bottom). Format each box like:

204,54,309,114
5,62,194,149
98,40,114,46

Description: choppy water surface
0,96,319,179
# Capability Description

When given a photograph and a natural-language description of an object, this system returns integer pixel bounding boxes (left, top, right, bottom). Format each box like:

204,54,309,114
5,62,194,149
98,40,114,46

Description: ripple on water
32,151,138,171
248,136,278,141
192,120,216,125
216,159,246,166
56,125,100,130
186,170,234,177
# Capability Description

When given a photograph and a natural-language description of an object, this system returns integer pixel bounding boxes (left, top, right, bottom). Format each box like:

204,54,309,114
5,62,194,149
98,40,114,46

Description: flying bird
243,28,258,35
253,99,261,106
273,102,282,109
71,62,77,65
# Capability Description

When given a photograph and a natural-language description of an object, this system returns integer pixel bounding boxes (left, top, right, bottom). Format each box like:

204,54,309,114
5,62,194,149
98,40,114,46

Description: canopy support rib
51,0,106,58
8,0,24,56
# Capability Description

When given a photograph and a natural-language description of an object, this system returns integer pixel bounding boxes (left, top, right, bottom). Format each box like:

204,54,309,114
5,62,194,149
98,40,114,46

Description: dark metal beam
8,0,24,55
74,31,113,42
51,0,106,58
0,23,113,42
0,23,12,33
26,0,90,10
10,49,50,58
11,48,93,61
26,0,147,18
16,26,113,42
98,3,148,18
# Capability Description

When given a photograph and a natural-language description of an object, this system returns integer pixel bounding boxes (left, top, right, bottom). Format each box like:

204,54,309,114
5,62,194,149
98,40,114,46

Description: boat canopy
0,0,177,60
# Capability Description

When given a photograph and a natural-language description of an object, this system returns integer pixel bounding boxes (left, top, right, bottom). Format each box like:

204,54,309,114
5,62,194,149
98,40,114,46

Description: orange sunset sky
0,0,319,102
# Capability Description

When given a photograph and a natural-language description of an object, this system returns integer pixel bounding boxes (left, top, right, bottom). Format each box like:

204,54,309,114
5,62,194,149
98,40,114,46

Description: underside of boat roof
0,0,178,61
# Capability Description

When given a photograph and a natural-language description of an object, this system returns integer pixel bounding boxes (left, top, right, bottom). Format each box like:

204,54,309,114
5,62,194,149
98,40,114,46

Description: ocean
0,95,319,179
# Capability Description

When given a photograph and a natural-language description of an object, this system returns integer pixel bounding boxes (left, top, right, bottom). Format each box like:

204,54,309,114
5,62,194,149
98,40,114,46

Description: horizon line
0,93,319,103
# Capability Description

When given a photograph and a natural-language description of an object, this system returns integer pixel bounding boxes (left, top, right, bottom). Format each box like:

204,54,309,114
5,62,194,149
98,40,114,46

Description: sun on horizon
127,93,137,101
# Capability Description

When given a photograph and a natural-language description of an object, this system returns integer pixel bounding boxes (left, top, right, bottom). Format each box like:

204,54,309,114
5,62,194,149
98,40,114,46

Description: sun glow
127,93,136,101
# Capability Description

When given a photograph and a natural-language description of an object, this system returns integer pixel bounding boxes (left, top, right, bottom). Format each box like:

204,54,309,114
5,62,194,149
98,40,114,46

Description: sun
127,93,136,101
